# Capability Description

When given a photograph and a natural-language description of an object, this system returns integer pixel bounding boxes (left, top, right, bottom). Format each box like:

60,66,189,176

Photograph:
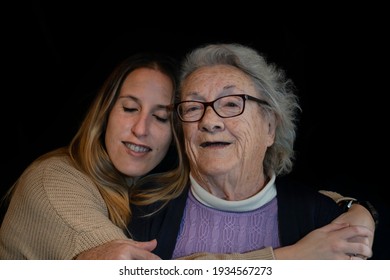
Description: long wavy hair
68,52,191,228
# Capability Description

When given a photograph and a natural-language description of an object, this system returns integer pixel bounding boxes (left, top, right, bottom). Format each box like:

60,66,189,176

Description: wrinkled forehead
181,65,256,100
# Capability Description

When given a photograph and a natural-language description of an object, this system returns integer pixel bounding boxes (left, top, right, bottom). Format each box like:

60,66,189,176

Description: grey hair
179,43,301,176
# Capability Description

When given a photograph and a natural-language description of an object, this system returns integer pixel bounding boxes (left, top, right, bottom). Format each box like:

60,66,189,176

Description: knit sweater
172,191,280,259
0,154,127,259
129,176,344,260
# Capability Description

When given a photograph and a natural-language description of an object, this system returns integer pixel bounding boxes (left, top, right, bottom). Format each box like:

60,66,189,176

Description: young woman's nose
131,114,149,137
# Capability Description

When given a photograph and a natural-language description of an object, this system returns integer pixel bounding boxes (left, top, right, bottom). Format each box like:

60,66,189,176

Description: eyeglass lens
177,95,245,122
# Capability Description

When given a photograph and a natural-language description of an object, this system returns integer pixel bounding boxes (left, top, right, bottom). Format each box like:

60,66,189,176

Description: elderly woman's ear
266,113,277,147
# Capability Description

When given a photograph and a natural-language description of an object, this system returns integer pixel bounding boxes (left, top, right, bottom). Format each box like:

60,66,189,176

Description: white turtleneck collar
190,173,277,212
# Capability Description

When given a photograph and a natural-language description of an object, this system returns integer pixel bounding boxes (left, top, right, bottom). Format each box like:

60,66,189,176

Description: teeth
127,143,149,153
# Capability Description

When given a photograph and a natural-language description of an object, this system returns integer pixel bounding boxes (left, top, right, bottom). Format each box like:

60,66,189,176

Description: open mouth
125,142,151,152
200,142,230,148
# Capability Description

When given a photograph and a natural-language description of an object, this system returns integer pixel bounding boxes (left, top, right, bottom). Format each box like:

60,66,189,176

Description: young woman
0,52,187,259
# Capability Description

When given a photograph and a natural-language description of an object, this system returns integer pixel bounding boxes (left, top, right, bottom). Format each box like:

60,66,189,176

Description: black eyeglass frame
174,94,270,123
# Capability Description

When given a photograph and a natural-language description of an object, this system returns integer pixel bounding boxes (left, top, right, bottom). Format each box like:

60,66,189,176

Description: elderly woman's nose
199,106,224,131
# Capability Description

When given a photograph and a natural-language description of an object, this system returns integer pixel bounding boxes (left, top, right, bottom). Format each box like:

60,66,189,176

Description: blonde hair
68,52,189,228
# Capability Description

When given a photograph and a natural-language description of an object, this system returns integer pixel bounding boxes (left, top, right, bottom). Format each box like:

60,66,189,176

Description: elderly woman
129,43,375,260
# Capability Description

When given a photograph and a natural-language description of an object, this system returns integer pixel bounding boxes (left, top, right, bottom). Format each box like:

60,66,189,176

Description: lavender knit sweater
172,191,280,259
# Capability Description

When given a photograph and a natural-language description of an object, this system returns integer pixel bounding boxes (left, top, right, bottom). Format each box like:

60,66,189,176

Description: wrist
338,199,379,228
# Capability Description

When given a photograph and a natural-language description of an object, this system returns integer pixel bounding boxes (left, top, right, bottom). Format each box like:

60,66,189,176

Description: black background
2,2,388,259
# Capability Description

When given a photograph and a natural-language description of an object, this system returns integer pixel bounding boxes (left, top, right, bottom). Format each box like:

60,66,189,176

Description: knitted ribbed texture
0,154,127,259
172,192,280,259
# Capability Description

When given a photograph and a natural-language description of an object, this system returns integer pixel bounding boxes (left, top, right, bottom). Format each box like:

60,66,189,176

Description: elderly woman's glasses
175,94,269,123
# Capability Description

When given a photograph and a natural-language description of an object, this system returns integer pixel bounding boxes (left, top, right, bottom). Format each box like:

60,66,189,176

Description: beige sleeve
175,247,275,260
318,190,356,204
0,156,127,260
